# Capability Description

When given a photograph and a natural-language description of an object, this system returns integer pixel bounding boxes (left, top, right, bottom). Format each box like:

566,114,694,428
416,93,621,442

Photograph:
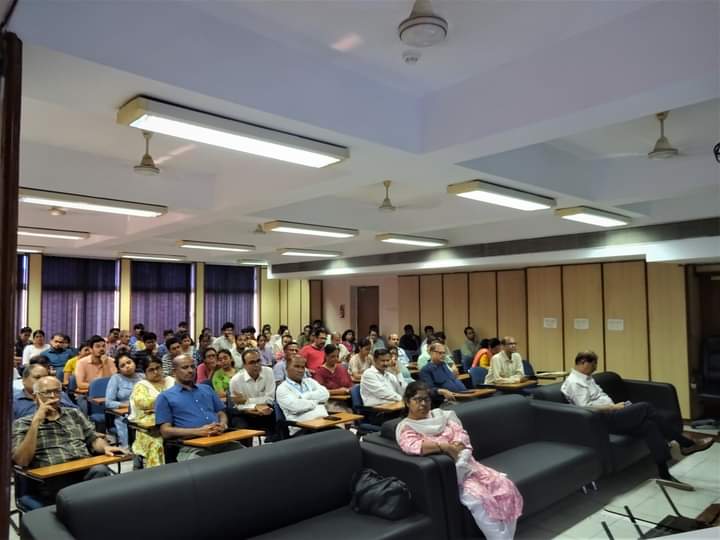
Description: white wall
322,275,399,336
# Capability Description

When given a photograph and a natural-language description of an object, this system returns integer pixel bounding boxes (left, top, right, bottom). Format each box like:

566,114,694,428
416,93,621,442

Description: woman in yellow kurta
128,356,175,468
471,338,502,369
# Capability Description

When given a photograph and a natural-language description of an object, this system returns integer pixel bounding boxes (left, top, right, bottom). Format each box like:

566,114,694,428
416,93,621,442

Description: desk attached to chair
492,380,537,390
182,429,265,448
295,412,364,430
26,454,131,480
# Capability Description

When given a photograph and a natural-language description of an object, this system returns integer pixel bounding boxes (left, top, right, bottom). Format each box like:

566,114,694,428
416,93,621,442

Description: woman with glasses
396,382,522,540
196,347,218,384
128,356,175,468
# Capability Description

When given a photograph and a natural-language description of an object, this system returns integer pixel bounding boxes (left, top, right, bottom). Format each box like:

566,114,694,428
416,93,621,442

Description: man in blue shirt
14,364,78,420
41,333,76,378
419,342,465,404
156,355,236,461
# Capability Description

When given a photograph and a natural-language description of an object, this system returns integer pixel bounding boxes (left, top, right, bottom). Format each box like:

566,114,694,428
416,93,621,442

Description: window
204,265,255,335
131,261,190,335
41,256,117,345
15,254,28,334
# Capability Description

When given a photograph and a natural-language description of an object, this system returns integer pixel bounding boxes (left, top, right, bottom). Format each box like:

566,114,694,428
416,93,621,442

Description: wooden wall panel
497,270,527,355
398,276,420,332
603,261,648,379
27,254,42,330
309,280,323,323
468,272,497,338
647,263,690,417
527,266,563,372
419,274,443,331
259,268,279,332
300,279,310,330
279,280,289,328
562,264,605,371
443,273,469,351
287,279,302,337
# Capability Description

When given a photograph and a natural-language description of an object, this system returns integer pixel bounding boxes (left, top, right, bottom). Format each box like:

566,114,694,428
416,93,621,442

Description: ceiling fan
376,180,439,212
133,131,160,175
648,111,679,159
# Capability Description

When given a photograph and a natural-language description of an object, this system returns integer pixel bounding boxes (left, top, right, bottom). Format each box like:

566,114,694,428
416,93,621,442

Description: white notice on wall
607,318,625,331
573,318,590,330
543,317,558,329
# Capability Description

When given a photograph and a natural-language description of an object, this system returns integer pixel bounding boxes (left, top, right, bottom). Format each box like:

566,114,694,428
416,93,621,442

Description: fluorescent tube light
19,188,167,218
18,227,90,241
448,180,554,211
237,259,268,266
376,233,448,247
17,245,44,254
117,97,348,168
555,206,630,228
278,248,342,258
178,240,255,253
263,220,358,239
120,253,186,262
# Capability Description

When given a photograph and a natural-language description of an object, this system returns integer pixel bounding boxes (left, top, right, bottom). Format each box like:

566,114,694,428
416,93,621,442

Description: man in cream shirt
484,336,525,385
360,349,407,407
276,354,329,435
229,348,276,439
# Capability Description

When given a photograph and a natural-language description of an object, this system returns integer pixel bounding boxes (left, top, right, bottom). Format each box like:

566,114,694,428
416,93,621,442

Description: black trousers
229,410,277,444
603,402,679,464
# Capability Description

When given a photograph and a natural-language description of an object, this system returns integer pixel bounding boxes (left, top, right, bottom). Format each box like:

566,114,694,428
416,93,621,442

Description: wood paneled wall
396,261,690,415
259,268,310,337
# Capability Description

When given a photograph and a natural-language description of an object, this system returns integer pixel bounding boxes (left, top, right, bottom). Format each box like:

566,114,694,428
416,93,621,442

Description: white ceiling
10,0,720,274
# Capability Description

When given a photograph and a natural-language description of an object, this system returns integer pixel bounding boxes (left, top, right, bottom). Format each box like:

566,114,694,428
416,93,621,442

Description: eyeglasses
244,359,260,365
506,342,517,346
37,389,61,397
409,396,431,404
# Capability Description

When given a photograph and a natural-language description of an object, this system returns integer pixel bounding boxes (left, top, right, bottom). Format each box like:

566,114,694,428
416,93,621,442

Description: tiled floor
8,432,719,540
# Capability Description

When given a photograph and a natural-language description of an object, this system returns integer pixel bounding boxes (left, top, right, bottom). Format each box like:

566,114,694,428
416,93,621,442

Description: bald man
485,336,526,385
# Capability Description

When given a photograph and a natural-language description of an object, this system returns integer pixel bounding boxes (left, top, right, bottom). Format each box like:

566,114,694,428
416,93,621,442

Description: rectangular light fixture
19,188,167,218
120,253,187,262
17,245,44,254
264,220,358,239
278,248,342,258
555,206,630,227
117,96,349,168
448,180,555,211
178,240,255,253
18,226,90,241
376,233,448,247
237,259,268,266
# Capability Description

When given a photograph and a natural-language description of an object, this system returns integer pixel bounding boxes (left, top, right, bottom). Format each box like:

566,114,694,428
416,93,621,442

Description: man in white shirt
386,333,410,366
212,322,243,367
360,349,407,408
328,332,350,364
276,355,329,436
484,336,525,385
229,348,277,440
562,350,713,489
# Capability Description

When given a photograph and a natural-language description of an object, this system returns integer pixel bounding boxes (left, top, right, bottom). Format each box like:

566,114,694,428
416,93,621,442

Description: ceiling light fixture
448,180,555,211
19,188,167,218
17,245,44,254
120,253,186,262
263,220,358,239
17,227,90,241
117,96,348,168
278,248,342,258
376,233,448,247
398,0,448,48
555,206,630,228
178,240,255,253
648,111,678,159
237,259,268,266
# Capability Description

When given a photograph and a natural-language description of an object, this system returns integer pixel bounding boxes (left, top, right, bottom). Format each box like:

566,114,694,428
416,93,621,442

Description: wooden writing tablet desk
372,401,406,413
492,380,537,390
451,389,496,400
456,373,470,382
27,454,130,479
295,412,363,430
329,394,351,401
182,429,265,448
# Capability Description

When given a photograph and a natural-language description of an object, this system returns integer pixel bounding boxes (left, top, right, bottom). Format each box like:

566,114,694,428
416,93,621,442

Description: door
356,286,379,339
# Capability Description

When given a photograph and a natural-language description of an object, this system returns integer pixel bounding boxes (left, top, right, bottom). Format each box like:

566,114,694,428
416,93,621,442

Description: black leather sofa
20,429,445,540
363,394,603,539
531,371,684,473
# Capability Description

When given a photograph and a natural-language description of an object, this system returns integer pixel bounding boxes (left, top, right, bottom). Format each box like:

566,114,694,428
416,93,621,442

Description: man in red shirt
300,328,327,373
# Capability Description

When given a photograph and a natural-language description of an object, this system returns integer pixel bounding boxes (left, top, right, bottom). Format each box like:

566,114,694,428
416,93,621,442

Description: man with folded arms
276,355,329,436
419,342,466,404
12,376,126,503
484,336,525,385
563,351,714,490
229,348,277,440
360,349,407,407
156,355,235,461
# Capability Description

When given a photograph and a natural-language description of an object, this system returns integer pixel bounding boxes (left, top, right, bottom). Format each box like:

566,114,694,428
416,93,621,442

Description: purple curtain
41,256,117,345
14,254,27,334
204,265,255,335
131,261,190,335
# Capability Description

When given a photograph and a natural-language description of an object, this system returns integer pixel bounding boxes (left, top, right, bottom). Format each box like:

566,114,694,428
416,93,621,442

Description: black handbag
350,468,412,520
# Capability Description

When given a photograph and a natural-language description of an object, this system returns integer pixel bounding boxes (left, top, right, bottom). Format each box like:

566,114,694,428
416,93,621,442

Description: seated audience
15,326,32,360
41,333,75,376
276,355,330,436
396,382,523,540
360,349,407,408
75,335,117,393
128,357,175,468
229,349,276,438
562,351,714,489
22,329,50,366
388,346,414,384
341,329,356,355
105,327,122,358
368,325,386,352
156,329,175,357
115,329,132,356
155,355,232,461
273,341,300,383
461,326,480,360
313,344,353,412
417,333,457,371
419,342,465,402
105,354,144,449
132,331,161,372
297,325,312,348
194,332,212,365
484,337,525,385
177,321,189,335
14,364,77,420
348,337,373,380
129,323,145,349
63,344,91,385
196,347,218,384
161,337,183,376
387,333,410,365
472,338,502,369
256,333,274,366
300,327,327,373
178,332,194,358
270,325,290,356
328,331,351,363
11,376,126,503
399,324,420,354
211,349,237,396
420,325,435,349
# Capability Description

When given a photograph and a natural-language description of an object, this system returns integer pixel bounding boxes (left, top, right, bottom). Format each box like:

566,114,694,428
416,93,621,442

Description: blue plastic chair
67,374,77,395
469,367,488,388
462,355,474,372
9,468,46,534
350,386,385,433
88,377,110,430
523,359,537,378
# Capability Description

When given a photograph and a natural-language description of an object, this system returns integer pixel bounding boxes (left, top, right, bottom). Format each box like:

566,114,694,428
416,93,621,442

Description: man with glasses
484,336,526,385
229,349,277,440
419,342,466,404
12,376,126,503
13,364,78,420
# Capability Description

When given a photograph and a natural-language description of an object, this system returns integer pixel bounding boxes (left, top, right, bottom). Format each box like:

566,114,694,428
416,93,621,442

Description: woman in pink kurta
396,381,523,540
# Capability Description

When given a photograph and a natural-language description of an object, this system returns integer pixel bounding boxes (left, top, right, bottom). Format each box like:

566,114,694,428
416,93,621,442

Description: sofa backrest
530,382,567,403
593,371,629,403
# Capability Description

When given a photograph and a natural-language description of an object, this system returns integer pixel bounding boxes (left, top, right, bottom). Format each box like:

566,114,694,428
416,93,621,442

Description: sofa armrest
624,380,681,414
20,506,75,540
